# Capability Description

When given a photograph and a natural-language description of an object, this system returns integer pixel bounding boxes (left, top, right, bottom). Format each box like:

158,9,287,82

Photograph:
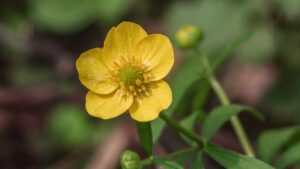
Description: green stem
205,58,255,158
159,146,198,159
140,146,199,166
159,112,203,147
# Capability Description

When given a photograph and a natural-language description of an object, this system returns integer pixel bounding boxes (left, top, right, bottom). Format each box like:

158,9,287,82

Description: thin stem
159,112,203,147
207,75,230,105
158,146,198,159
140,146,199,166
208,74,255,157
205,59,255,158
231,116,255,158
139,157,154,166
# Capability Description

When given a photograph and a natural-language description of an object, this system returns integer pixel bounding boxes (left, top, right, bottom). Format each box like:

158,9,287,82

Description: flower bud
120,150,140,169
175,25,203,49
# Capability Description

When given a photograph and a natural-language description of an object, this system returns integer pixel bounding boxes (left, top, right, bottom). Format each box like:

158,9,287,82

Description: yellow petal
134,34,174,81
86,90,133,119
76,48,117,94
104,21,148,58
129,80,172,122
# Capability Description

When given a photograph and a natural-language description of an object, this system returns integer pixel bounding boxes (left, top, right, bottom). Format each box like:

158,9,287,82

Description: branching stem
159,112,203,147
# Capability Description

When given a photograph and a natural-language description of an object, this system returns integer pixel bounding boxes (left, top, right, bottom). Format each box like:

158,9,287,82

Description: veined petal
134,34,174,81
76,48,117,94
86,90,133,119
104,22,148,58
129,80,172,122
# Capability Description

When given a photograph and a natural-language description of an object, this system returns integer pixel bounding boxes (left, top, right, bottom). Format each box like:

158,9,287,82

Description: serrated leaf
258,126,300,163
202,104,263,141
275,141,300,169
205,144,275,169
152,54,204,142
191,151,204,169
136,122,153,156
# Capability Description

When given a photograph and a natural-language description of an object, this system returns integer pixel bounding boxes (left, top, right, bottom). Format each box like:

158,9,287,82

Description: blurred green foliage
28,0,135,33
274,0,300,19
163,0,300,124
165,0,249,56
46,104,114,150
47,104,93,149
258,126,300,168
164,0,278,62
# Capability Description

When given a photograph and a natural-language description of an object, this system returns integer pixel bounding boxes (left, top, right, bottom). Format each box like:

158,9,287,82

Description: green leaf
191,151,204,169
211,31,253,70
136,122,153,156
154,159,184,169
258,126,300,163
151,54,204,142
202,104,263,141
205,144,275,169
174,152,192,166
275,142,300,169
179,112,199,145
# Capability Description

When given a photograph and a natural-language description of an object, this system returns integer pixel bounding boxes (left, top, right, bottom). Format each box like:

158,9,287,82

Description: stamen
135,79,142,86
129,85,135,92
111,56,153,98
141,85,146,91
144,91,150,96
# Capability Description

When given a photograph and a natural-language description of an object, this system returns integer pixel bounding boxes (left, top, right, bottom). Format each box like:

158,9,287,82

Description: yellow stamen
129,85,135,92
135,79,142,86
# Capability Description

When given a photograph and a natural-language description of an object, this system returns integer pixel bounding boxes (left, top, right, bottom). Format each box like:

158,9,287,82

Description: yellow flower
76,22,174,122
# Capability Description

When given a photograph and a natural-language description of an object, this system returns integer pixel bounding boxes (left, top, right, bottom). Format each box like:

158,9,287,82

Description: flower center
112,62,152,100
117,65,143,86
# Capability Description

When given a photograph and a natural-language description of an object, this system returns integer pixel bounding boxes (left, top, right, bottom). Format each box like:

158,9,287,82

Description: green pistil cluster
118,65,143,86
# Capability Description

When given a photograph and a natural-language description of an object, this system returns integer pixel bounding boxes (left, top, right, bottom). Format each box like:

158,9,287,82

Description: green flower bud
120,150,140,169
175,25,203,49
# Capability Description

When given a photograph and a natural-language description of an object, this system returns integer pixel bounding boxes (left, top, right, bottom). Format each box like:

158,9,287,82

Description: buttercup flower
76,22,174,122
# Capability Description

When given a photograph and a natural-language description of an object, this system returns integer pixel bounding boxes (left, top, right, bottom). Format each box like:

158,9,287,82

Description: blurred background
0,0,300,168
